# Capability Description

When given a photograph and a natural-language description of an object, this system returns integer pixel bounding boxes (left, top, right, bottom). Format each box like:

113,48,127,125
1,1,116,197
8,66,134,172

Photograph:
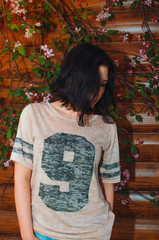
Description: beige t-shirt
10,102,121,240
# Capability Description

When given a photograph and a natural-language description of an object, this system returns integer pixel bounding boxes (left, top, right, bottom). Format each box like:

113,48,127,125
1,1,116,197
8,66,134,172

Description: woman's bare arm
14,162,38,240
100,182,114,211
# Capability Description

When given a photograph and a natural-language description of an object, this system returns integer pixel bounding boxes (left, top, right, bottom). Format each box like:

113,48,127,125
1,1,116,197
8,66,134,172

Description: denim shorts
34,232,57,240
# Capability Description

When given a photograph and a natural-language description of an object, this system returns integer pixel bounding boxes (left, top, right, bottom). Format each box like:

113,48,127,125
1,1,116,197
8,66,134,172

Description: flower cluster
10,0,27,15
24,28,36,39
96,8,111,21
114,57,120,67
120,32,129,42
118,195,131,205
114,169,130,192
40,44,55,58
12,40,21,52
3,159,12,167
43,93,52,103
141,0,152,7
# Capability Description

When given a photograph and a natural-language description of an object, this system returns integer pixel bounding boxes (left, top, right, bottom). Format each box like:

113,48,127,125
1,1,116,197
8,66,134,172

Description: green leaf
130,146,137,154
101,20,106,26
28,53,36,60
88,11,96,15
84,36,90,42
125,156,133,163
7,127,12,139
155,115,159,122
10,24,19,31
38,57,46,65
0,77,3,82
130,1,138,8
126,93,133,99
12,51,18,59
7,14,11,21
121,139,130,146
18,45,25,56
14,89,21,97
103,35,109,42
147,49,155,58
1,48,8,54
20,24,26,30
36,29,42,34
107,30,118,36
140,88,146,98
74,15,78,20
120,150,126,157
135,114,143,123
56,43,61,53
83,12,88,20
66,38,70,45
51,40,56,47
150,192,154,197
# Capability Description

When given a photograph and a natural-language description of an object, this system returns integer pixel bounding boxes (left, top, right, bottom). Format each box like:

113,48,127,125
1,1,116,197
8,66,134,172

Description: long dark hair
49,43,116,126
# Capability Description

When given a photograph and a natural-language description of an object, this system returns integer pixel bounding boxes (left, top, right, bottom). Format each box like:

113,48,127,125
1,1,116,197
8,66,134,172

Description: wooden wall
0,0,159,239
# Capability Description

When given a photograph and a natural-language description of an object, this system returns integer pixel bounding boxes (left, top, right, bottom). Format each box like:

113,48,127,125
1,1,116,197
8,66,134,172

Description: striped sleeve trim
15,137,33,150
12,137,33,161
99,170,120,179
99,161,120,170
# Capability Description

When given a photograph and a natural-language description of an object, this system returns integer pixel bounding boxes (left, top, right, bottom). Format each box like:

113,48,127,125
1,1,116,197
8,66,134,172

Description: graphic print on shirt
39,133,95,212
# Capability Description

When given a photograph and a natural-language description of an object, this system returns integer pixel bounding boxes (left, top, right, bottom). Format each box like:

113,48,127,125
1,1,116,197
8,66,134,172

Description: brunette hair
50,43,116,126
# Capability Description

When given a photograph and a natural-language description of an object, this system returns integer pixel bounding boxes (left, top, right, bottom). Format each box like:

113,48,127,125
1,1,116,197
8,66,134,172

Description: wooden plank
0,184,15,211
112,218,159,240
114,192,159,219
0,211,20,235
0,237,21,240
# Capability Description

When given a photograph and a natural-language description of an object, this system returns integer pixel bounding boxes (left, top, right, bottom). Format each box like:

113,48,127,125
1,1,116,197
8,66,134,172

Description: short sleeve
10,104,34,170
99,122,121,183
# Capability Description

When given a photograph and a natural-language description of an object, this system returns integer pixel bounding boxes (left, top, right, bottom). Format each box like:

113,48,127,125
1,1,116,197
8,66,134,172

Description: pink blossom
140,54,149,62
14,41,21,48
153,85,158,89
146,43,150,48
24,28,35,38
35,22,41,27
9,139,15,146
139,49,145,54
123,169,130,180
43,96,50,103
133,153,139,159
117,93,122,97
153,18,158,23
146,111,150,116
121,198,131,205
75,27,81,33
96,9,111,21
26,92,34,99
40,44,55,58
114,57,120,67
100,28,107,33
138,140,143,144
136,34,141,41
3,159,12,167
127,69,133,74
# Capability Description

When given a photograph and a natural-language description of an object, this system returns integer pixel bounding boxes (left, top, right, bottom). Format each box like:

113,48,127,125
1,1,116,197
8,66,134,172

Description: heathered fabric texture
10,102,121,240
